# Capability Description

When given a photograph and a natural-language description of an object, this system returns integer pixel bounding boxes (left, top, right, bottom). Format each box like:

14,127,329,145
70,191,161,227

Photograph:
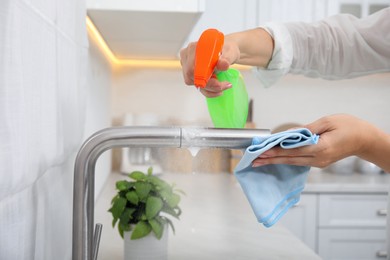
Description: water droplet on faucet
187,147,201,157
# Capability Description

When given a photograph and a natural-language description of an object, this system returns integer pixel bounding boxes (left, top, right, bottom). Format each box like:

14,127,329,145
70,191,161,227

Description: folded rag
234,128,319,227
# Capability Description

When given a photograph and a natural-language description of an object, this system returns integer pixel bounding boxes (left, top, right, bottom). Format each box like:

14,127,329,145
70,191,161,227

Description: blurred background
1,0,389,259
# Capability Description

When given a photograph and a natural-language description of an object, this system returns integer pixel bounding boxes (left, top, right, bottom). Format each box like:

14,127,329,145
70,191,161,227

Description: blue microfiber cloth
234,128,319,227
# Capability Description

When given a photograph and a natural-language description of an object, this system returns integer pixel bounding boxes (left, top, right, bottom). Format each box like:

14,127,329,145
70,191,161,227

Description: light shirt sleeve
254,7,390,87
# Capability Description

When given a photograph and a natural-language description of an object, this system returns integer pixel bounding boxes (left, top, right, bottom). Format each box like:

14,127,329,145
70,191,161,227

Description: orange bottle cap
194,29,224,88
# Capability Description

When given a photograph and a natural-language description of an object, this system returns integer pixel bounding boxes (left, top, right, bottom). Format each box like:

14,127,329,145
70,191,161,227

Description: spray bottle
194,29,249,128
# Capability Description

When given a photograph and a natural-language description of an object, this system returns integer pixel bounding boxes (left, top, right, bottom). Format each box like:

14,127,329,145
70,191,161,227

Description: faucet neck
72,126,269,260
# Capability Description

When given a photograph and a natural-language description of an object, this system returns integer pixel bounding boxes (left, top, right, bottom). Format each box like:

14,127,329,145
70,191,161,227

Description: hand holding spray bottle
194,29,249,128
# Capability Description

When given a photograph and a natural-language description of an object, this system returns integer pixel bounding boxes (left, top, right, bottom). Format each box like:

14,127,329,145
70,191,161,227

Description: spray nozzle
194,29,224,88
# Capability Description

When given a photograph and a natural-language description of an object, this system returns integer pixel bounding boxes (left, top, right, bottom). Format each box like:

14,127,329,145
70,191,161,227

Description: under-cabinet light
87,16,181,68
86,16,250,70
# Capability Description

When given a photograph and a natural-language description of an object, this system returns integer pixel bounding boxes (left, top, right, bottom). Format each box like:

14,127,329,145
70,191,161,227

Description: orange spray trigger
194,29,224,88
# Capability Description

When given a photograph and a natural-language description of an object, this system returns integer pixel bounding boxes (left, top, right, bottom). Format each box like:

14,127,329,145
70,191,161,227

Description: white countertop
305,168,390,194
95,171,322,260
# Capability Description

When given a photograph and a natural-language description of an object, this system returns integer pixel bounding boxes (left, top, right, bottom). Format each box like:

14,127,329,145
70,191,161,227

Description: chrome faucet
72,126,269,260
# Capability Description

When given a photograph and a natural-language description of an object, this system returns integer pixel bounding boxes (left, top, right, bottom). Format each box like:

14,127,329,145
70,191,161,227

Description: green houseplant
109,167,183,240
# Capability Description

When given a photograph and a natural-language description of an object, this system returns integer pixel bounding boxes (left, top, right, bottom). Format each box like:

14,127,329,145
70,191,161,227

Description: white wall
112,67,209,126
0,1,112,259
112,67,390,133
86,29,112,198
245,71,390,131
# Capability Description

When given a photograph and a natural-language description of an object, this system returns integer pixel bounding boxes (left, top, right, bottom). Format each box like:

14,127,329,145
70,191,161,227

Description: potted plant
109,167,183,260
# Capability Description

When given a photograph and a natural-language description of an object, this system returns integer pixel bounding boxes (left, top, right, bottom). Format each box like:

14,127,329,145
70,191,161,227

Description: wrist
225,28,274,67
357,124,390,172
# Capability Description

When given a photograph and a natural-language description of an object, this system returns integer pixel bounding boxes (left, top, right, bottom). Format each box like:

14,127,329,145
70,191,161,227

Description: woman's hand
252,114,390,172
179,28,274,97
179,40,240,97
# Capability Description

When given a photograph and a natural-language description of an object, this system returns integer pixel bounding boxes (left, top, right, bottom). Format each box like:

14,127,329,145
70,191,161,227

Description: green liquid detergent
206,68,249,128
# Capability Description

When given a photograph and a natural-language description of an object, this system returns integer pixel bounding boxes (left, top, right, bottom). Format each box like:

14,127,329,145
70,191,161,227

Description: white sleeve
252,24,293,87
254,7,390,86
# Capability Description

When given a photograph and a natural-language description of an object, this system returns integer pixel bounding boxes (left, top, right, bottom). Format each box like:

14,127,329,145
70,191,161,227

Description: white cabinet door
327,0,390,17
185,0,258,43
87,0,205,11
319,194,388,228
277,194,317,252
318,228,387,260
257,0,328,24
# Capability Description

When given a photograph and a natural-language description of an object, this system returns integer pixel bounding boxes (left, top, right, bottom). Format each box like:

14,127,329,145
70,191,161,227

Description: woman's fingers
257,145,316,159
304,116,336,135
216,58,231,72
180,39,239,94
251,142,333,168
251,114,374,169
199,78,232,97
252,143,329,168
179,42,197,85
252,155,315,168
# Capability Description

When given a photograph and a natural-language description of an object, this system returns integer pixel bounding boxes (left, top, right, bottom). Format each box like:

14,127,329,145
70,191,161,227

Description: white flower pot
123,227,168,260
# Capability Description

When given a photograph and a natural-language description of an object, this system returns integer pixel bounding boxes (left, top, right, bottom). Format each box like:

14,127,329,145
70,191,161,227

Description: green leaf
125,191,139,205
166,193,181,208
149,219,163,239
109,197,127,220
147,167,153,175
111,194,120,204
120,208,136,226
163,217,175,234
175,206,182,217
134,182,152,201
129,171,146,181
131,221,152,240
119,220,132,232
112,217,118,228
116,180,129,191
146,196,163,219
148,175,169,190
118,220,132,238
140,213,147,221
159,189,171,200
174,189,186,196
161,206,180,219
118,223,124,238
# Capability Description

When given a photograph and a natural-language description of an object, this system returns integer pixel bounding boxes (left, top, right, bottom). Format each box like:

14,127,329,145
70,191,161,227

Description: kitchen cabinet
180,0,389,44
281,193,388,259
88,0,389,60
318,228,387,259
87,0,205,60
278,194,318,251
318,194,387,260
278,170,390,260
255,0,389,25
188,0,329,41
185,0,258,42
256,0,329,24
327,0,390,18
319,194,387,228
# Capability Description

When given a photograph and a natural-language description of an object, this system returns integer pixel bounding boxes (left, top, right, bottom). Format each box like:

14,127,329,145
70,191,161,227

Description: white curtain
0,0,88,259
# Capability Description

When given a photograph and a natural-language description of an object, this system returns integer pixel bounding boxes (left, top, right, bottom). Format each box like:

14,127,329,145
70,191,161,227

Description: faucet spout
72,126,269,260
